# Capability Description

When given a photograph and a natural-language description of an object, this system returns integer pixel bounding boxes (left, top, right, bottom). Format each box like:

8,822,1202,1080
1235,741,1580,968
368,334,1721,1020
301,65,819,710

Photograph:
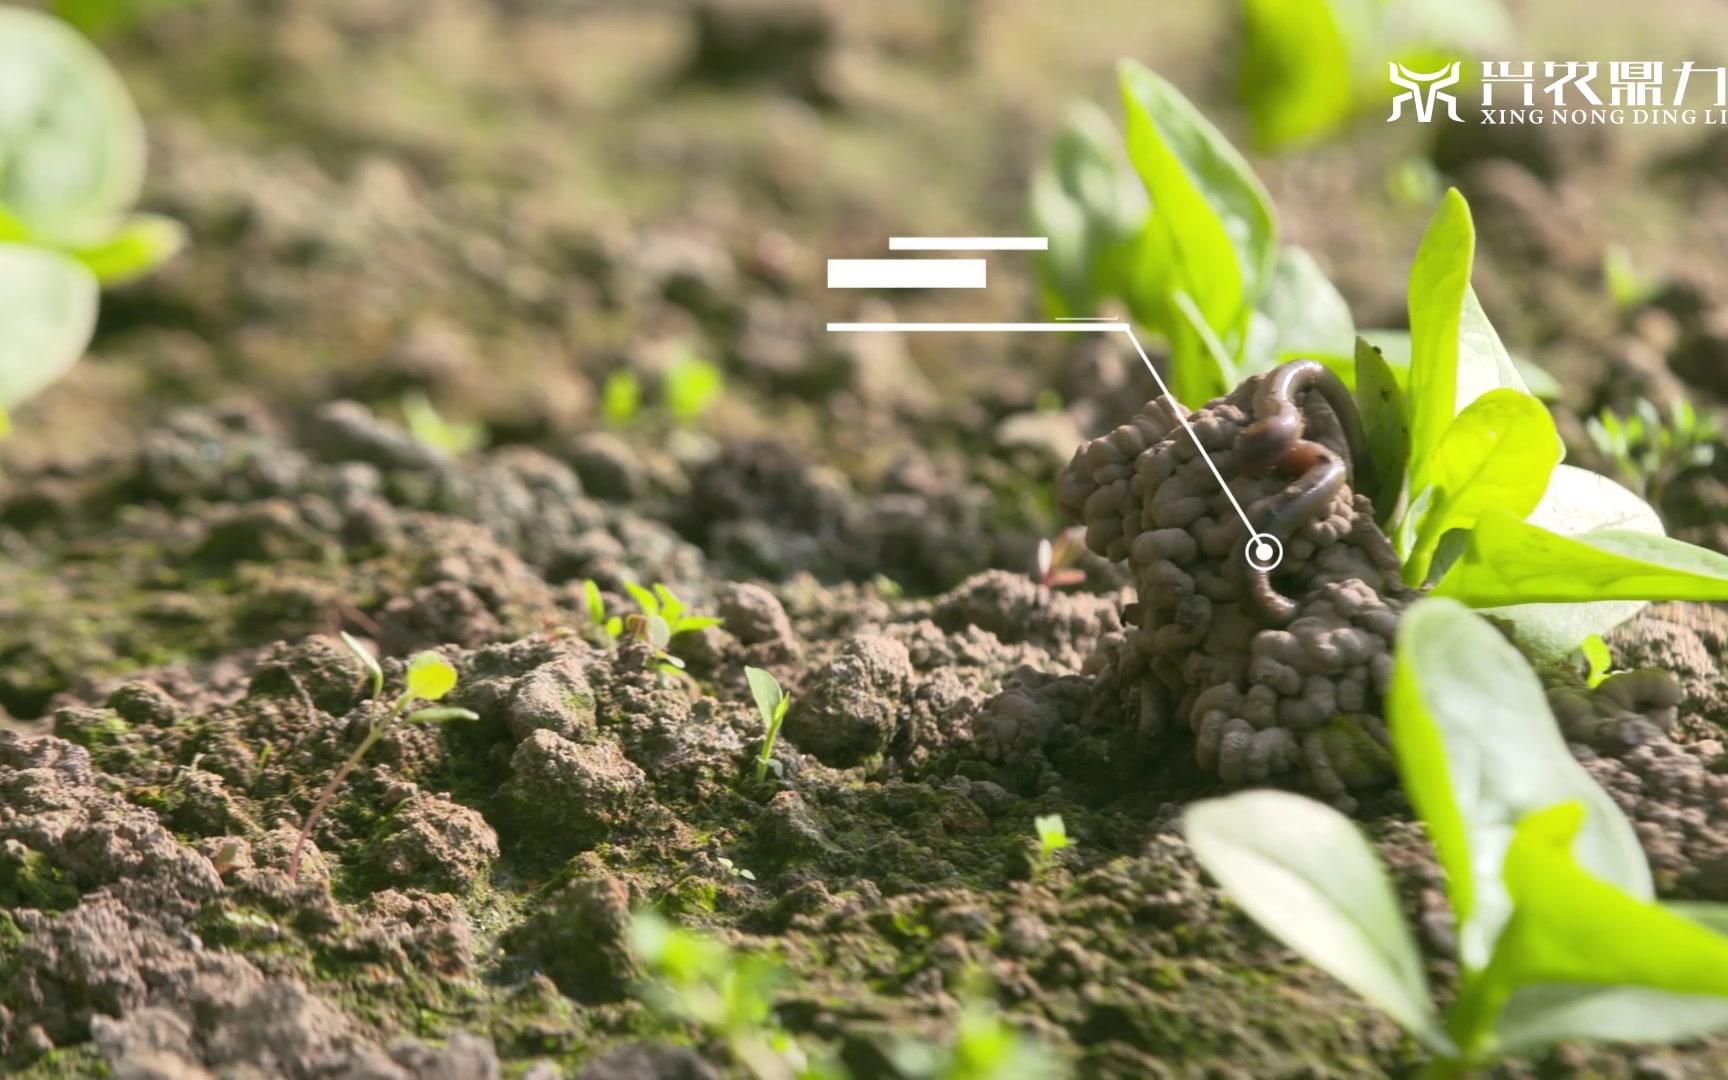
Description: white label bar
888,236,1048,251
826,259,986,289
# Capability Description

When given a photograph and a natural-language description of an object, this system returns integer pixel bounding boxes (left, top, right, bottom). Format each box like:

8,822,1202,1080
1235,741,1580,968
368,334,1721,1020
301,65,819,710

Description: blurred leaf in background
1238,0,1512,151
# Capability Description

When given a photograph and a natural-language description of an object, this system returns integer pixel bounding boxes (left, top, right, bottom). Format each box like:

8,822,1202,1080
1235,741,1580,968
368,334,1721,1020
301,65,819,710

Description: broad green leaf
1401,389,1561,584
0,243,99,408
405,652,458,702
1455,287,1528,407
1253,245,1355,367
1238,0,1355,150
0,8,146,237
1387,599,1650,972
1030,102,1147,317
1494,803,1728,996
64,213,184,284
1406,190,1475,481
1494,902,1728,1054
1184,790,1449,1049
1354,337,1408,520
1437,466,1671,657
745,666,785,731
1118,60,1277,342
1436,511,1728,607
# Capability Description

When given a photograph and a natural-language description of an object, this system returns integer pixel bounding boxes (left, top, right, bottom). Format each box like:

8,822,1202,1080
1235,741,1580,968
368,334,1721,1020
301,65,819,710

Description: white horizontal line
826,259,985,289
887,236,1049,251
825,321,1129,332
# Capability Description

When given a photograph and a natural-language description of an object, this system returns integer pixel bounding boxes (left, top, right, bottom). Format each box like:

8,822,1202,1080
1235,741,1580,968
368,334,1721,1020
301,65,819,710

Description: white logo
1388,61,1463,123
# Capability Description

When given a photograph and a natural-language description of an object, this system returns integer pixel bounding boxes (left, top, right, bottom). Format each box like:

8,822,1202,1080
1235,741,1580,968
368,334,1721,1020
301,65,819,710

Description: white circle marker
1245,533,1283,572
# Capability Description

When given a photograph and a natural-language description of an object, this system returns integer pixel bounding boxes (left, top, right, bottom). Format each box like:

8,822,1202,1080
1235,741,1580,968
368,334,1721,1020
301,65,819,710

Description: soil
3,1,1728,1077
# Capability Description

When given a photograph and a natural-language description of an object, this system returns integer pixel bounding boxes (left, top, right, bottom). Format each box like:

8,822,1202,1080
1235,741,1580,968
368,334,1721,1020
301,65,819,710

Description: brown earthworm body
1232,360,1372,626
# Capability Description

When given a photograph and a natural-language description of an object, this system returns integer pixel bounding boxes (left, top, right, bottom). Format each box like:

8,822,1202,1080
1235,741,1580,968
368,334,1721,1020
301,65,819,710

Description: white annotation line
887,236,1049,251
825,321,1128,333
826,259,986,289
824,319,1261,544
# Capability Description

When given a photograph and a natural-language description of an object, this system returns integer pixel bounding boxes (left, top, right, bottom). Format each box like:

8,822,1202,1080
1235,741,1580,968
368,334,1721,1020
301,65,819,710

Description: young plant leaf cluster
1033,60,1356,405
1184,598,1728,1073
1585,397,1718,504
583,580,724,681
0,6,183,434
288,635,478,882
602,349,725,428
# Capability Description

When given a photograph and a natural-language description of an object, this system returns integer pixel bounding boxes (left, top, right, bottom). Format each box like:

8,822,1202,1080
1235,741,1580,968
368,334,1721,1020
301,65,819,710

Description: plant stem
288,721,386,882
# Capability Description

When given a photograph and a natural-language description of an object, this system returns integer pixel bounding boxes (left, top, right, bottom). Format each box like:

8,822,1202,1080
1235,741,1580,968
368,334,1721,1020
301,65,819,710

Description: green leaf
406,706,479,724
1495,802,1728,995
405,652,458,702
1494,903,1728,1053
1400,389,1561,584
339,631,385,700
1432,465,1682,657
645,613,672,651
1118,60,1277,347
602,370,640,427
623,580,660,618
1580,635,1612,688
582,580,607,626
1387,599,1651,972
1437,509,1728,606
1238,0,1355,150
1183,790,1449,1049
652,584,686,625
1406,189,1475,480
665,354,723,423
64,213,184,285
1354,337,1408,520
1030,102,1147,317
0,8,146,237
745,666,785,731
0,244,99,408
1253,245,1355,366
1171,289,1238,402
671,615,724,636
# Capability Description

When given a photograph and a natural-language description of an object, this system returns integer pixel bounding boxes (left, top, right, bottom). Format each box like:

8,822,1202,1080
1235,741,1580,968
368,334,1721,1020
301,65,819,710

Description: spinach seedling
1184,598,1728,1073
629,911,825,1079
288,637,477,882
0,8,183,435
1031,814,1072,879
400,390,486,456
582,580,625,644
744,666,790,783
1579,634,1616,689
665,351,724,424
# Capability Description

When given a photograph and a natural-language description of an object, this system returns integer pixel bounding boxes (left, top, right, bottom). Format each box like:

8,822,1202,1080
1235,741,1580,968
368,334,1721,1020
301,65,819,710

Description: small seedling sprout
665,351,724,424
602,369,642,427
582,580,625,643
1032,814,1072,878
400,389,486,456
1586,397,1718,503
745,666,791,783
1035,526,1087,590
1580,634,1615,689
288,640,477,882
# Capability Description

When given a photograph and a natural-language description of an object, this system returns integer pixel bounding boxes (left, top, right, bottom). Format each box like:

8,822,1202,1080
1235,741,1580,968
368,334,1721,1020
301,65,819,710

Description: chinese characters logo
1388,60,1728,125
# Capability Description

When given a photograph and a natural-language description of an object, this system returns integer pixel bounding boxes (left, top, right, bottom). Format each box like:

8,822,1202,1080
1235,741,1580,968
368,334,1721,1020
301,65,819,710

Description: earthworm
1234,360,1371,626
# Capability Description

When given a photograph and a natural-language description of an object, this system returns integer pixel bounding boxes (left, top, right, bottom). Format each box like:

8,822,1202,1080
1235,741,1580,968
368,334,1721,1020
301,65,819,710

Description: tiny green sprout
400,389,486,456
629,911,815,1078
582,580,625,643
872,573,905,599
289,642,478,882
717,856,756,882
1580,634,1615,689
1585,397,1719,503
665,351,724,424
602,369,642,427
745,666,791,784
1035,526,1086,590
1603,243,1658,311
1031,813,1072,878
